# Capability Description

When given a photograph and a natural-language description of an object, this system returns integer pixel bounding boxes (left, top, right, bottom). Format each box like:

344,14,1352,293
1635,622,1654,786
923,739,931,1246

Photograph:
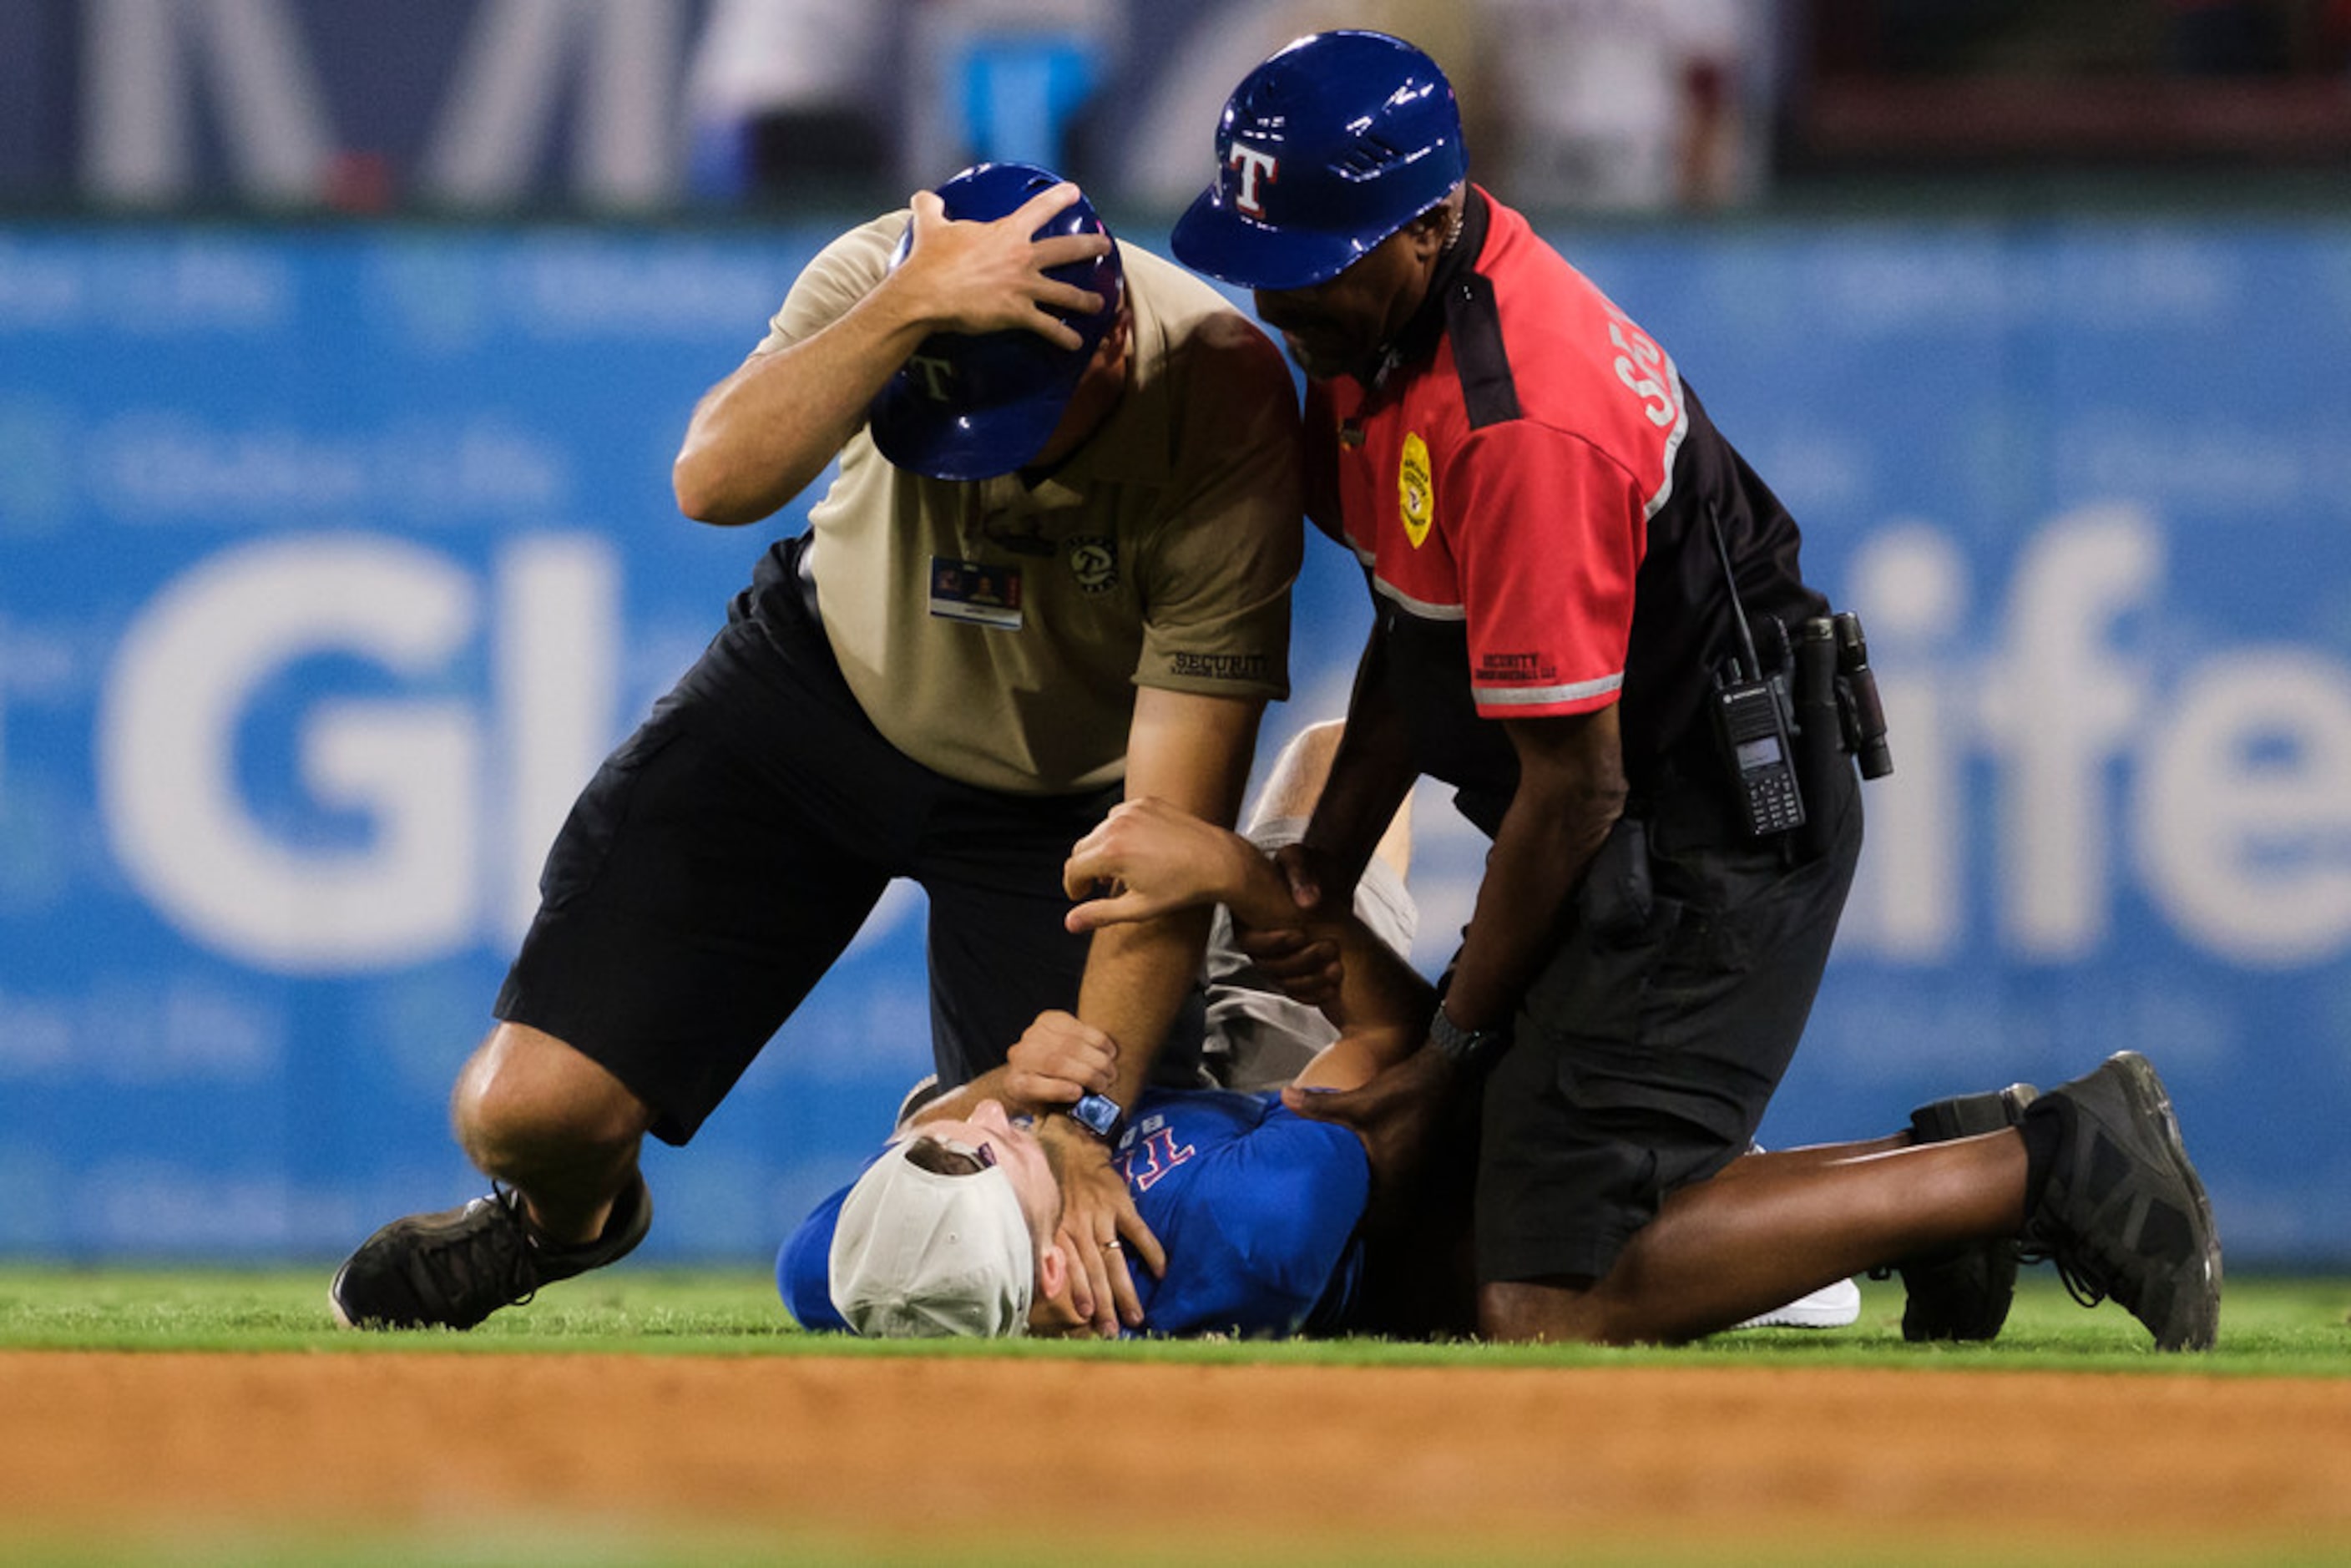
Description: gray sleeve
1197,817,1418,1093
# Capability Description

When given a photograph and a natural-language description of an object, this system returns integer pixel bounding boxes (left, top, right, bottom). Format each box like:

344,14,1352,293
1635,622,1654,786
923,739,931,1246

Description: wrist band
1428,1003,1503,1066
1066,1091,1126,1143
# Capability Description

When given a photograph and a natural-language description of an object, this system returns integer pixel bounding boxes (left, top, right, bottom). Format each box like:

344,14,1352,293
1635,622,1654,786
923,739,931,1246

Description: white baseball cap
827,1137,1035,1338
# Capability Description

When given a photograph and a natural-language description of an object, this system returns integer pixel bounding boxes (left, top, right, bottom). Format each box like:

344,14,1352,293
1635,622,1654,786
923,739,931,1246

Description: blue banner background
3,214,2346,1266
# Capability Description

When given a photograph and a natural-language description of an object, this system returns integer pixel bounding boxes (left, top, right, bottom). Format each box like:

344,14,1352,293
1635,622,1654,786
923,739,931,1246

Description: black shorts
495,535,1187,1145
1472,763,1863,1285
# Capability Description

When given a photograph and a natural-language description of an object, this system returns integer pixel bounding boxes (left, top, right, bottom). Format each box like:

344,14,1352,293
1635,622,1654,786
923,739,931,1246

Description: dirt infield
7,1352,2350,1559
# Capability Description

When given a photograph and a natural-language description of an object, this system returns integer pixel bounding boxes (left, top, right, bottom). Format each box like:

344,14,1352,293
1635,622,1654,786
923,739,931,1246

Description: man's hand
894,182,1110,351
1269,840,1343,915
1062,797,1252,934
1231,921,1344,1008
1226,839,1351,1004
1002,1011,1116,1111
1036,1116,1164,1337
1281,1044,1461,1201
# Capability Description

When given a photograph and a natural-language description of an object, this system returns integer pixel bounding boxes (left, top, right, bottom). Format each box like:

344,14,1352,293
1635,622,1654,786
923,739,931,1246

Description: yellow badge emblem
1398,432,1434,549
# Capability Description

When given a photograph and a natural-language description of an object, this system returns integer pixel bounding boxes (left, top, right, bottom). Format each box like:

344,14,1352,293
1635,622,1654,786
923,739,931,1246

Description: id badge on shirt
928,556,1023,630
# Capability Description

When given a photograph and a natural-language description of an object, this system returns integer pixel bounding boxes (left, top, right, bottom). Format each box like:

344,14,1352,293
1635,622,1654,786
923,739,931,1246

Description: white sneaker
1737,1275,1862,1330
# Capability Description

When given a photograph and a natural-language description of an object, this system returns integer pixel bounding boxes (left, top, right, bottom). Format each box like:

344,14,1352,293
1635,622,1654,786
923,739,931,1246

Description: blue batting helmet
868,162,1125,482
1171,31,1466,292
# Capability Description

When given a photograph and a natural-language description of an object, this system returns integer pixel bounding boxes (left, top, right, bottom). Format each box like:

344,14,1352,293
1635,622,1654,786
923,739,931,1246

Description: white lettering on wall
2139,650,2351,967
1843,505,2351,968
1976,504,2159,958
98,533,617,973
496,534,618,939
1845,519,1969,959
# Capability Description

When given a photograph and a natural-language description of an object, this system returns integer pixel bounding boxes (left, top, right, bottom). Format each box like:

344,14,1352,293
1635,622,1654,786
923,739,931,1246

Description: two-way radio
1706,508,1895,844
1706,510,1807,838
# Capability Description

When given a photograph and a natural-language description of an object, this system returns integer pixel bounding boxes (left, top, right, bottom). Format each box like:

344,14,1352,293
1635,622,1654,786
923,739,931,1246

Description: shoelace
2029,1225,2126,1313
2050,1253,2109,1312
401,1188,540,1318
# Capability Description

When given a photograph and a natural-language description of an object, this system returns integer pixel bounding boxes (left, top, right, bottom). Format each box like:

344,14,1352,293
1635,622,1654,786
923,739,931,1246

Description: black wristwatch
1066,1091,1127,1144
1428,1004,1504,1066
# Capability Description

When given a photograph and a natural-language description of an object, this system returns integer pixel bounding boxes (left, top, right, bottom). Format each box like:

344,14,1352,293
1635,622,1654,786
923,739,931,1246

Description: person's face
1251,221,1438,383
1029,305,1133,470
915,1099,1062,1245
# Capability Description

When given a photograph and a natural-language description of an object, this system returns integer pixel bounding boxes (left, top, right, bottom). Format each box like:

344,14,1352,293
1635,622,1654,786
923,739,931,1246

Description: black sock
2017,1099,2067,1213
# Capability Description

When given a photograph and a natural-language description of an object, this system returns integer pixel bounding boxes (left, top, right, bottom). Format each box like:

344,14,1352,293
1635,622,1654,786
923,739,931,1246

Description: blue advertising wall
3,213,2348,1266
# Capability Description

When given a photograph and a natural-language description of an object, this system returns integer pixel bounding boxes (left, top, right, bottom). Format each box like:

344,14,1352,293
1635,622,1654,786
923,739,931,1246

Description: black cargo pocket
1519,817,1686,1048
535,716,685,911
1699,840,1849,974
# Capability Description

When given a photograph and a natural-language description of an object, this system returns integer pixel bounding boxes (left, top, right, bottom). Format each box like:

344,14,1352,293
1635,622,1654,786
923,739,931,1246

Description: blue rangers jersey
779,1086,1371,1338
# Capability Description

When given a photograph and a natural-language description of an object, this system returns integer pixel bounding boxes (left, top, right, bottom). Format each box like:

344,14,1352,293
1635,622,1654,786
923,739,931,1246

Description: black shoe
329,1173,652,1331
1891,1083,2038,1343
2026,1052,2221,1352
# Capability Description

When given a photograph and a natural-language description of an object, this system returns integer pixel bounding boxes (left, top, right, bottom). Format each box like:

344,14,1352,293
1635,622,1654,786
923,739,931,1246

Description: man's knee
1477,1276,1615,1345
453,1023,652,1173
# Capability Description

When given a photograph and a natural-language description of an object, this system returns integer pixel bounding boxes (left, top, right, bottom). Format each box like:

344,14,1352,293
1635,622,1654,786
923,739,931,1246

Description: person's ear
1026,1242,1090,1336
1405,208,1450,263
1097,303,1132,371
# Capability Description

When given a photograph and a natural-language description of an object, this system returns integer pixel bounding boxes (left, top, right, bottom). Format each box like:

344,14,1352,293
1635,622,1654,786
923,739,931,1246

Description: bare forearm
1077,907,1213,1108
1209,826,1432,1041
672,287,931,524
1443,711,1626,1032
1070,687,1261,1100
910,1066,1014,1127
1441,788,1614,1032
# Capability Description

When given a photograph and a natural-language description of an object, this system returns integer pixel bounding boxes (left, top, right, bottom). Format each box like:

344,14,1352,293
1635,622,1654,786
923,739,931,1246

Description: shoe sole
326,1258,367,1330
327,1271,356,1329
2086,1053,2224,1352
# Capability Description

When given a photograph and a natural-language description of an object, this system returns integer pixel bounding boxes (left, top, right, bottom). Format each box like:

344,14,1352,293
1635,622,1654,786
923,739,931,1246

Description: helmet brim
1170,185,1377,293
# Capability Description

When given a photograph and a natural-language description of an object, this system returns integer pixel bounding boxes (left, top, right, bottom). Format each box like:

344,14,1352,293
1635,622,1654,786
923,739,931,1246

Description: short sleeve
1449,421,1648,717
1133,321,1303,701
1136,1103,1369,1338
751,212,907,357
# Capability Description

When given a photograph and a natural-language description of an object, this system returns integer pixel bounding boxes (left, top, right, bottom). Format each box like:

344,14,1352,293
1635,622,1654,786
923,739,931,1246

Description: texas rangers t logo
1227,145,1279,217
906,351,957,402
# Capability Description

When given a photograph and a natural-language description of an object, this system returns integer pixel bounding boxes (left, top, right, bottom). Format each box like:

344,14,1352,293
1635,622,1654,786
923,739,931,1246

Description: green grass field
3,1263,2346,1371
6,1267,2347,1568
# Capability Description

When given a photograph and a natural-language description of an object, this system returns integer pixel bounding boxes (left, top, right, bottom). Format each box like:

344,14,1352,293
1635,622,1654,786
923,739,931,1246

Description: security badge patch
929,540,1116,629
928,557,1023,629
1398,431,1434,549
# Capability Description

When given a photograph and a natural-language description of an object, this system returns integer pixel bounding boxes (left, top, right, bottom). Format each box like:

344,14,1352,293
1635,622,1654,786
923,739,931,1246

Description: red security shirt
1305,189,1822,812
1314,196,1685,718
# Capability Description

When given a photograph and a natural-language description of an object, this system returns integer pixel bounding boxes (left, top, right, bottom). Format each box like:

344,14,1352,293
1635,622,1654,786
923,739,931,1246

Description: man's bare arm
1039,685,1261,1333
1438,704,1627,1034
671,183,1112,524
910,1011,1116,1127
1061,794,1433,1093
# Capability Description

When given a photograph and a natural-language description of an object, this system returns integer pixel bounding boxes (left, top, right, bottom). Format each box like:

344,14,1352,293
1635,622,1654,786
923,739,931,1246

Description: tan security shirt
753,215,1302,796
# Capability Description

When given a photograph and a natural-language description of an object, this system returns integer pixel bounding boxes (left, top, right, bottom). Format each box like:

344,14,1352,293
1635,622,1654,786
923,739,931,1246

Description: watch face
1071,1093,1121,1136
